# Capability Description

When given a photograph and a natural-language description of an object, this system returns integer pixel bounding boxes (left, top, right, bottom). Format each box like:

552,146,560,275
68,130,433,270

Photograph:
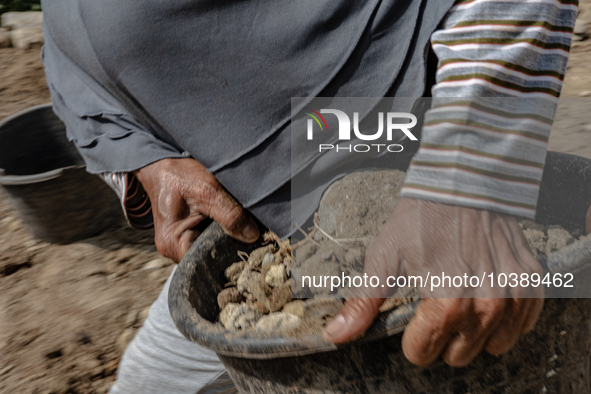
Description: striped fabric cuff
401,0,577,218
400,97,556,218
98,172,154,229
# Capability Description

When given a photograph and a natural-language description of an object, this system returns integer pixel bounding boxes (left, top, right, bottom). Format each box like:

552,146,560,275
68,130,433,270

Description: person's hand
322,198,544,367
135,158,259,263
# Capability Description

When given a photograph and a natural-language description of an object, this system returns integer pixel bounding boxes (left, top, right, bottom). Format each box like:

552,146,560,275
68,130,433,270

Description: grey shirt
41,0,454,236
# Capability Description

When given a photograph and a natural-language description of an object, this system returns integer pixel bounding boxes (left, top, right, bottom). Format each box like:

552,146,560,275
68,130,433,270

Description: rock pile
1,11,43,49
216,169,587,334
217,233,346,333
519,219,580,259
218,234,299,332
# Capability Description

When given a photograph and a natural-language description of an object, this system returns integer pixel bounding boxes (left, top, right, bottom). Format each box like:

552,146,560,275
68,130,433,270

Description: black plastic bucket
0,104,122,244
169,151,591,393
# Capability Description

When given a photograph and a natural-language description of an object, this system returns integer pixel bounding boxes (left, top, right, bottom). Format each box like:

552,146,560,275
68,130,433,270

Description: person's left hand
322,198,544,367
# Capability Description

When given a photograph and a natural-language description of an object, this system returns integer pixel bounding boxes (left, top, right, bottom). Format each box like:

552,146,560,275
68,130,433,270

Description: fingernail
323,314,346,338
242,220,259,241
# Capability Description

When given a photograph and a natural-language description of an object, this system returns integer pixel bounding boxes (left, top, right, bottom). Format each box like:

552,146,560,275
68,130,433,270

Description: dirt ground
1,4,591,394
549,0,591,158
0,49,175,394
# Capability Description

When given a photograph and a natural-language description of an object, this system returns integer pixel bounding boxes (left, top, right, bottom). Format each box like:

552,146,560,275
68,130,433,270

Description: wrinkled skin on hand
323,198,544,367
135,158,259,263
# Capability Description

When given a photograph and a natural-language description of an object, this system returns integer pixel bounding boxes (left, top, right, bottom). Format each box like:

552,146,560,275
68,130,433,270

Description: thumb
323,225,404,344
206,187,260,243
322,297,385,344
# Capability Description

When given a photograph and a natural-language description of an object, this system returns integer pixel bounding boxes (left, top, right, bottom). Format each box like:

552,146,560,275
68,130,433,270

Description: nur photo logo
303,108,419,153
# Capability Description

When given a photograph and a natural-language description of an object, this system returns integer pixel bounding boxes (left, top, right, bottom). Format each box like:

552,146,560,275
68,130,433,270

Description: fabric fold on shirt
43,0,456,235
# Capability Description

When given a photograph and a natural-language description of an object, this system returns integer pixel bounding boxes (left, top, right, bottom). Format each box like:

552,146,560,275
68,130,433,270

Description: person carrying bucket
40,0,579,392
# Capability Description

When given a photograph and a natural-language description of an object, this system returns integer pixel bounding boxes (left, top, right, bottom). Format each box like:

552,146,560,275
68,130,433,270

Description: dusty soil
0,192,174,393
548,0,591,158
0,47,176,391
1,3,591,393
0,40,176,394
0,47,50,120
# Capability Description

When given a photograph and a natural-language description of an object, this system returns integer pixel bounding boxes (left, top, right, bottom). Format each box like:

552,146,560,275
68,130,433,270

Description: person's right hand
135,158,260,263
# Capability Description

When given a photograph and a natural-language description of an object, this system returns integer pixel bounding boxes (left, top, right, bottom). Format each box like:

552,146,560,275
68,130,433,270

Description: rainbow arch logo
303,107,329,132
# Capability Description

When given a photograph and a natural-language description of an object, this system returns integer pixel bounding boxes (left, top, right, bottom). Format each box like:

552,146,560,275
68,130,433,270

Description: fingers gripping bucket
0,104,121,244
169,152,591,393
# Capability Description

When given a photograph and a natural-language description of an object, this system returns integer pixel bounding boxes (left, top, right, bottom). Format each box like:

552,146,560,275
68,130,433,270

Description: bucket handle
0,165,86,186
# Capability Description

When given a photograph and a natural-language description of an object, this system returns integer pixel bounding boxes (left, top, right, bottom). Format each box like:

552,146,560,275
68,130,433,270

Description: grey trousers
109,267,236,394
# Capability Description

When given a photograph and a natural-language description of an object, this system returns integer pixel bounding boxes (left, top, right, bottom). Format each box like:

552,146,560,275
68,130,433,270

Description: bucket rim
0,102,86,185
0,102,54,129
0,165,86,185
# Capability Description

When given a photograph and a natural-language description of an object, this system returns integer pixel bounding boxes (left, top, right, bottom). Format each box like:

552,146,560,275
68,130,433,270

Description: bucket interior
0,105,84,176
185,152,591,323
169,151,591,358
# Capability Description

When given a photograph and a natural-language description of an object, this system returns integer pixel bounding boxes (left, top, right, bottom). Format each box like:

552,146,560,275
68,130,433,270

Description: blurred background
0,1,590,393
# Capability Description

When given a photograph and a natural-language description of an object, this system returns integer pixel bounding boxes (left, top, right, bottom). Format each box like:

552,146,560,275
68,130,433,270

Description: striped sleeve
400,0,579,218
98,172,154,229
